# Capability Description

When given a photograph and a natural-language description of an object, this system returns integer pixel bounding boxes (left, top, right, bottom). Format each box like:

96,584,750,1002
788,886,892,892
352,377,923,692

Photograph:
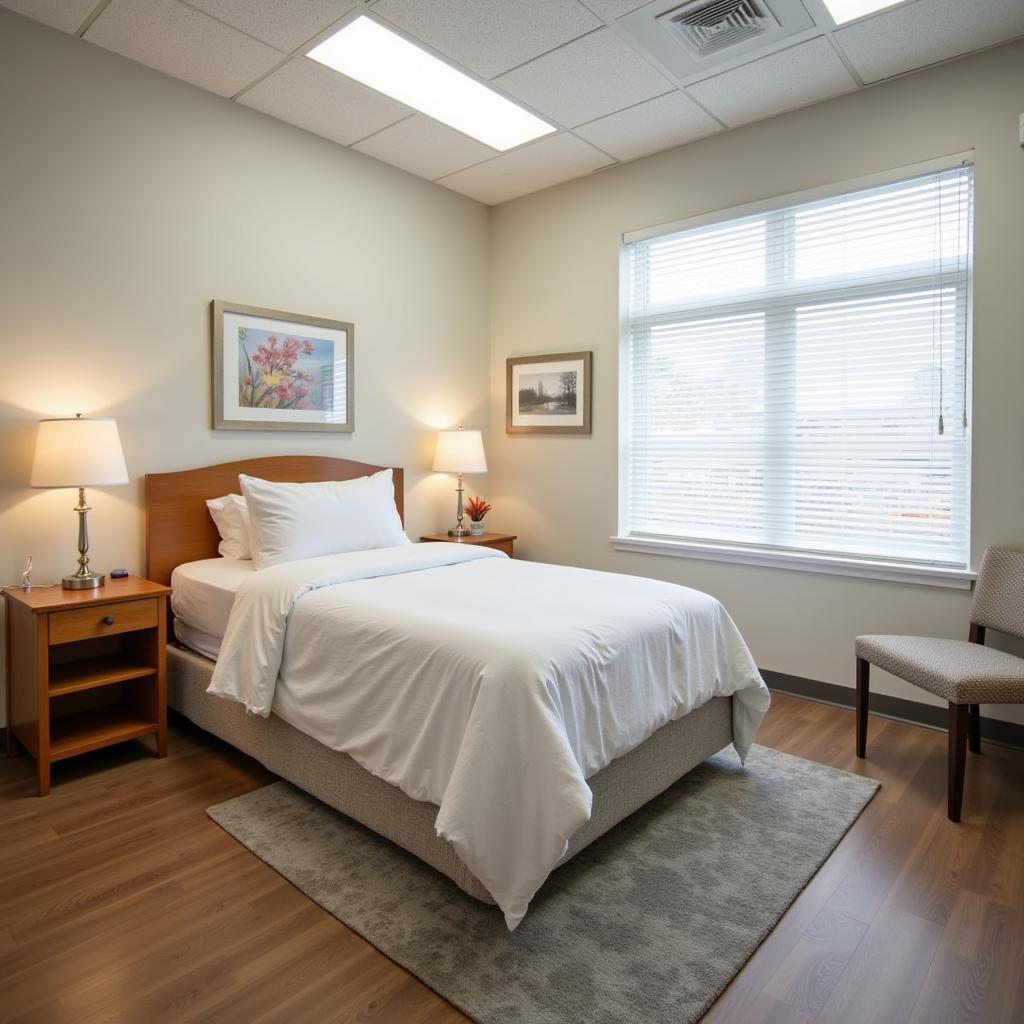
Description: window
620,161,974,581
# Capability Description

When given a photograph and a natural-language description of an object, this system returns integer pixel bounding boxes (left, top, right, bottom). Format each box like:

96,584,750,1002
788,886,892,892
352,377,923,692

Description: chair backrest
970,547,1024,640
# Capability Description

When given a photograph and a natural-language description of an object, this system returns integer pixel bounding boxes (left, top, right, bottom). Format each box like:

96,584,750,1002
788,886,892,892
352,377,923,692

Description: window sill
609,536,976,590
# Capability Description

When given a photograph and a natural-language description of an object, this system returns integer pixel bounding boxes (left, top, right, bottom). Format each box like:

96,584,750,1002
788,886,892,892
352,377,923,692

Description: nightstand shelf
49,654,156,697
50,708,158,762
4,575,171,795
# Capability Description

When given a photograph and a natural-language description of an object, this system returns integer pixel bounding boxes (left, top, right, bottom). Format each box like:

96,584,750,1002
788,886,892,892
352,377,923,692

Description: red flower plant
465,496,492,522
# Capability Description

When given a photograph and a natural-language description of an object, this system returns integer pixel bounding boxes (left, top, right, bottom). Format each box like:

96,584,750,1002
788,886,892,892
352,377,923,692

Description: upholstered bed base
168,643,734,904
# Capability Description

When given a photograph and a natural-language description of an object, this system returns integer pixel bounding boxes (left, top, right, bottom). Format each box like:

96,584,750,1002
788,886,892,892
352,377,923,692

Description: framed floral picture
212,300,354,432
506,351,592,434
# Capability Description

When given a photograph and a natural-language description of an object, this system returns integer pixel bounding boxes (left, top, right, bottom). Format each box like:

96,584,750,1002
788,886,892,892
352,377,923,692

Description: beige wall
489,40,1024,725
0,11,490,724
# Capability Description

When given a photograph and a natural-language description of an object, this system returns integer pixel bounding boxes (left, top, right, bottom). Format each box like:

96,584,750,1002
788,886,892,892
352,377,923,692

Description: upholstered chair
855,547,1024,822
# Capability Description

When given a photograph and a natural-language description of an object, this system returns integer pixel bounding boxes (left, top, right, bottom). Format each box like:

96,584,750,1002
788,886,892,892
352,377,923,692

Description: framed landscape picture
506,351,592,434
212,300,354,432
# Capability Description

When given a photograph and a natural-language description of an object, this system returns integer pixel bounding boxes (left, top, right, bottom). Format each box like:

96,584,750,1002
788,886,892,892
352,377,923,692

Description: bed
146,456,769,929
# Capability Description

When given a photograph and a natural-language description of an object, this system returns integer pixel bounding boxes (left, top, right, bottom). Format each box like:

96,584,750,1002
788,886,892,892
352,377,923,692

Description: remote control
111,568,129,579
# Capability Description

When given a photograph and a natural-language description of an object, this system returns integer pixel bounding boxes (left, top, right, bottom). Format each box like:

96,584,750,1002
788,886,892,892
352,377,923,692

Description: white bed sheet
173,621,225,661
208,543,770,930
171,557,255,647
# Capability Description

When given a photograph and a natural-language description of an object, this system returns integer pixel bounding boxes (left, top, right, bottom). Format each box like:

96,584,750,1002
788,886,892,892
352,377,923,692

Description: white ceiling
4,0,1023,205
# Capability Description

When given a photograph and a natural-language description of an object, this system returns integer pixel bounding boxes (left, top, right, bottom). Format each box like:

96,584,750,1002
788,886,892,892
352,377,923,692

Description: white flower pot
469,520,486,536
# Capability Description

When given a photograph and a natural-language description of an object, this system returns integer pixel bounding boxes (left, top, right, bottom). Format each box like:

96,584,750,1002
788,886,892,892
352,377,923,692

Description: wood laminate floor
1,694,1022,1024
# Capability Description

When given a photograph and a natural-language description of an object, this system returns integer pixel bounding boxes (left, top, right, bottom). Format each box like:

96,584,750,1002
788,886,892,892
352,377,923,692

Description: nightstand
3,576,171,795
420,532,517,558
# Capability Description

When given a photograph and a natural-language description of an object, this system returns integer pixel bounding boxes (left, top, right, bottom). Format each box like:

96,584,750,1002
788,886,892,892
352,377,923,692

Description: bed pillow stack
239,469,408,570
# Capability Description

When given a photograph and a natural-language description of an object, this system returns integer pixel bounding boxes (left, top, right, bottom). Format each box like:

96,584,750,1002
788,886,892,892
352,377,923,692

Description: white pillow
206,494,253,560
239,469,408,570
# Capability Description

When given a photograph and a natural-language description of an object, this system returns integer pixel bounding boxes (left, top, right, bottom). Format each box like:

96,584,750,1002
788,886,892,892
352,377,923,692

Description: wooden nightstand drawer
420,532,517,558
49,598,159,645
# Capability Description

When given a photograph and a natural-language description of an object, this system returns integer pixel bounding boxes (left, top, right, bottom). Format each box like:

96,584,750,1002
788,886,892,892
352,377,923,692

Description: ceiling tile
494,28,673,127
353,115,496,181
84,0,283,97
371,0,601,79
239,56,410,146
1,0,100,33
833,0,1024,84
577,0,653,20
688,37,857,127
575,91,721,160
186,0,360,53
436,132,613,204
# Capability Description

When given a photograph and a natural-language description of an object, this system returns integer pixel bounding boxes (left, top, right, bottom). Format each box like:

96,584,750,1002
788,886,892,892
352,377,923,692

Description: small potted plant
465,496,492,536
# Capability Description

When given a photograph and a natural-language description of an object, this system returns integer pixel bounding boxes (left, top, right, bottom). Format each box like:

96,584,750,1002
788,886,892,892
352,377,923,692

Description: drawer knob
102,615,115,626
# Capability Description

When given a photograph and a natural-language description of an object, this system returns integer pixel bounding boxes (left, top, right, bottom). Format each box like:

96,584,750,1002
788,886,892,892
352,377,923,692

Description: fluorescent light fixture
820,0,906,25
307,16,555,152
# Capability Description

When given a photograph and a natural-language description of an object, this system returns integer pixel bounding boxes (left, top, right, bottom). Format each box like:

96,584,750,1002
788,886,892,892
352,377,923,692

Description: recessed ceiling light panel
307,16,556,152
820,0,907,25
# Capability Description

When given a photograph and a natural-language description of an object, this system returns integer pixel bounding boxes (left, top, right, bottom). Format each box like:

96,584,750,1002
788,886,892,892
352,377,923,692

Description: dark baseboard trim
762,669,1024,750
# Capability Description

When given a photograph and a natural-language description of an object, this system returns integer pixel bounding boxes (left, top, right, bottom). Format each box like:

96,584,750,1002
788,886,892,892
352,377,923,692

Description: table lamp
30,414,129,589
433,427,487,537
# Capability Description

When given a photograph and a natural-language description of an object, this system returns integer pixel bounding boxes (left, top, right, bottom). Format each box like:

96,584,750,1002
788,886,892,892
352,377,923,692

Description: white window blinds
623,163,974,570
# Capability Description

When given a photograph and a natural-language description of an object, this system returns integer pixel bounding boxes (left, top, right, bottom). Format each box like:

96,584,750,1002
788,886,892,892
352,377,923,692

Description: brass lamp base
63,572,104,590
63,487,104,589
446,471,471,538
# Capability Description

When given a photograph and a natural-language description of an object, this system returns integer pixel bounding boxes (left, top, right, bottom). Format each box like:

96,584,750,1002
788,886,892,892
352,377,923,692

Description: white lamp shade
433,429,487,474
30,417,129,488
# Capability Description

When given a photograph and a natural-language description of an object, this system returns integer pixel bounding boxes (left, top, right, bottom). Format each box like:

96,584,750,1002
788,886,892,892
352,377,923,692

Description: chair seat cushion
855,635,1024,704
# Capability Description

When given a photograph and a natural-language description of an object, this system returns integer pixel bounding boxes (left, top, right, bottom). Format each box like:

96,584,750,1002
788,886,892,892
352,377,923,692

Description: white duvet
208,543,770,929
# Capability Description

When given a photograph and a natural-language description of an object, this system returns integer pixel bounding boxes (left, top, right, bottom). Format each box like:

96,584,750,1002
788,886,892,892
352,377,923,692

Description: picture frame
506,351,592,435
212,300,354,432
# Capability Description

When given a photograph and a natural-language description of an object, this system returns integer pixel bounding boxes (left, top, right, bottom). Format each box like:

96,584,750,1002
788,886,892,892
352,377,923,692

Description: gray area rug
208,745,878,1024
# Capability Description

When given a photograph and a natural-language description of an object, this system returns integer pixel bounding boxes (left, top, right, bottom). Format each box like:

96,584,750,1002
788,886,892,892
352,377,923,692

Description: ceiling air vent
619,0,813,82
659,0,780,59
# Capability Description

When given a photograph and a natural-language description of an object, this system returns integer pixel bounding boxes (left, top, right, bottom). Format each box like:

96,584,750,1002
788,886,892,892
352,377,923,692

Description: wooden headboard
144,456,404,586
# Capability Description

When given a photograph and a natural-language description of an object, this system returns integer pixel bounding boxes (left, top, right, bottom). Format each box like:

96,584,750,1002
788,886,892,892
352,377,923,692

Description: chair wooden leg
968,704,981,754
856,657,869,758
948,703,968,823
